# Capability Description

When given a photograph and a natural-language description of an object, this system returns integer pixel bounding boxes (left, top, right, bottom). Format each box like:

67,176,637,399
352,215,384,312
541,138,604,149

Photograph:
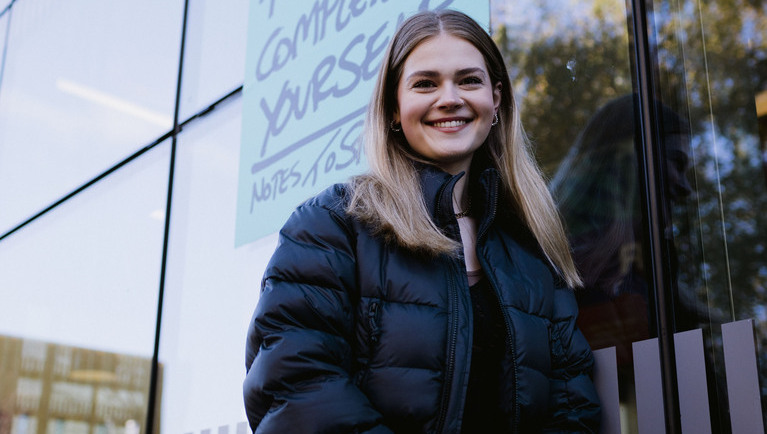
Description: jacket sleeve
243,198,393,434
544,285,602,433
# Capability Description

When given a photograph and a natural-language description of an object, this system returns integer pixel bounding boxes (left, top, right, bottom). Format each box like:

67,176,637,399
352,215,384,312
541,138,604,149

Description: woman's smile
428,117,471,129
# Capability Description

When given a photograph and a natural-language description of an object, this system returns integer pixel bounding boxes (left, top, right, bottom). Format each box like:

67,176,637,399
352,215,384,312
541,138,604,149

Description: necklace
454,197,472,219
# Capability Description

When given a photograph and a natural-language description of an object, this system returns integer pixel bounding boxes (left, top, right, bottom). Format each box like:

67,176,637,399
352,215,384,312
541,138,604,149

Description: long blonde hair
348,10,582,288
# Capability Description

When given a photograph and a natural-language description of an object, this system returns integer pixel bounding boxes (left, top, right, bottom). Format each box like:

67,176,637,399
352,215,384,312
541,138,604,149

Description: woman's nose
437,84,463,110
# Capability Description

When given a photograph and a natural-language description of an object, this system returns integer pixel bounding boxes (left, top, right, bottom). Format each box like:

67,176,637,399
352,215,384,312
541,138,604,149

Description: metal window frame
628,0,683,432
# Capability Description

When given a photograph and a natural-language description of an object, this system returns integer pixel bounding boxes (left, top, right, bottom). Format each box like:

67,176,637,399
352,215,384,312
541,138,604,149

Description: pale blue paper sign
236,0,489,246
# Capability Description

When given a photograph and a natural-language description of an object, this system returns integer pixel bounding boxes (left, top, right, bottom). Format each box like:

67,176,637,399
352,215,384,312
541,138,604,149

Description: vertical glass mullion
628,0,683,432
145,0,189,432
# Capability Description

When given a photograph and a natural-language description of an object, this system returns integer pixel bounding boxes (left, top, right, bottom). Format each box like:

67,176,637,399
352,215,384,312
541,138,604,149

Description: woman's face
394,33,501,175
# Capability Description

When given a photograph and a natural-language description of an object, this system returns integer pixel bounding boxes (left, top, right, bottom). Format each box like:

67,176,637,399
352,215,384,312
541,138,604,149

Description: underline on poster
251,105,367,174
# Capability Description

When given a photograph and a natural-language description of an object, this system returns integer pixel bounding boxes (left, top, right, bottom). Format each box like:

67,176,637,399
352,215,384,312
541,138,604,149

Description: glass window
159,96,273,433
491,0,634,175
493,0,767,431
0,0,183,234
652,0,767,430
492,0,642,429
178,0,249,120
0,141,170,432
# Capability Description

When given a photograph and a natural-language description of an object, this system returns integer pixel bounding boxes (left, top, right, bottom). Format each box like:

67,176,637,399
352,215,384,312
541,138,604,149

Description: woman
244,10,600,433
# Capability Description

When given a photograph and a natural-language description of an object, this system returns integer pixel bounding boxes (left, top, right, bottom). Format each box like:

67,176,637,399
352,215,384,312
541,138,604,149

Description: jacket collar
415,160,502,233
416,163,459,223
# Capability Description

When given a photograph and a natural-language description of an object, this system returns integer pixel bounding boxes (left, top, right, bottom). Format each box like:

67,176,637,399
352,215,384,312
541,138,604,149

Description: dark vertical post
145,0,189,432
628,0,682,433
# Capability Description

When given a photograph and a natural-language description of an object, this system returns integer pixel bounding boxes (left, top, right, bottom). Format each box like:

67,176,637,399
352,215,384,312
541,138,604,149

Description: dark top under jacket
244,157,601,433
461,276,507,433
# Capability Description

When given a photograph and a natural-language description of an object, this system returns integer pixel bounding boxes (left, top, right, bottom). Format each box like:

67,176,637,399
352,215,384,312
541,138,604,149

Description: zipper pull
368,301,381,343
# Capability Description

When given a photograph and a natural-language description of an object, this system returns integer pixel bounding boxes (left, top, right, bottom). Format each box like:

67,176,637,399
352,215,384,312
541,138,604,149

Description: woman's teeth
432,120,466,128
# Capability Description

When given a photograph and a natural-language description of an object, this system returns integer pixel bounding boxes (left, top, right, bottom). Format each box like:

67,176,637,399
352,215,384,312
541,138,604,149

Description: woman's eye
461,76,483,85
413,80,436,88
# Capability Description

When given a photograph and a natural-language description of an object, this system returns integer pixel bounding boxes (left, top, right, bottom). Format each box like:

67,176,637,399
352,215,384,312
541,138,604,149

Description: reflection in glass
0,142,169,356
651,0,767,430
491,0,640,429
551,94,655,357
494,0,767,429
0,140,168,434
549,93,717,429
0,335,156,433
491,0,633,175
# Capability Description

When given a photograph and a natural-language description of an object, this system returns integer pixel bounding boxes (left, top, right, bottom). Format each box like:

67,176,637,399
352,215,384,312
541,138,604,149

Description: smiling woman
393,33,500,176
243,9,600,433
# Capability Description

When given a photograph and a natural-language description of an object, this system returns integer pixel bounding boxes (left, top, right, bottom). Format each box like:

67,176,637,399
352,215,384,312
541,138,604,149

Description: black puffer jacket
244,164,601,433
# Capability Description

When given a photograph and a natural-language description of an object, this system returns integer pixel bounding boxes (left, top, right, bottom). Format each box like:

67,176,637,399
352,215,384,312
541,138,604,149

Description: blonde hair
348,10,582,288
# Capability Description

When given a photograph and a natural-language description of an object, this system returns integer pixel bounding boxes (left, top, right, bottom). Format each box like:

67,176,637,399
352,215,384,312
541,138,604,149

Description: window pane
159,96,270,432
494,0,767,430
178,0,249,120
0,141,170,432
652,0,767,430
491,0,634,175
0,0,182,234
492,0,643,430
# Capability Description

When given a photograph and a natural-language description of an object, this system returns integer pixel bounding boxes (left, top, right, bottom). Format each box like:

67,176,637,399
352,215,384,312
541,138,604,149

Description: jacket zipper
368,301,381,343
355,300,382,387
477,175,520,432
486,272,519,432
435,265,459,434
434,177,461,434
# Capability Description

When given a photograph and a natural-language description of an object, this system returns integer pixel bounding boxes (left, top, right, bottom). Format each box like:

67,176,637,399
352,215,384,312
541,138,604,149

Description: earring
390,120,402,132
491,113,499,126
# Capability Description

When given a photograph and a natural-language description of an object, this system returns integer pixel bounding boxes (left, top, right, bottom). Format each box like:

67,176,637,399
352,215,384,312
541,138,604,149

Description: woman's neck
452,168,481,273
452,169,471,216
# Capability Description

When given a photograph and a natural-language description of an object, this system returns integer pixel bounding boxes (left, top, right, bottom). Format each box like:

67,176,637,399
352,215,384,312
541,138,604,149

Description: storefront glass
492,0,767,432
651,0,767,431
491,1,649,431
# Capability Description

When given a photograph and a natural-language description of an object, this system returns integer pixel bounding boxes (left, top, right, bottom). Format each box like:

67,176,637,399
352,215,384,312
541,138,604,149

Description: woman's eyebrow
405,70,440,81
456,67,487,77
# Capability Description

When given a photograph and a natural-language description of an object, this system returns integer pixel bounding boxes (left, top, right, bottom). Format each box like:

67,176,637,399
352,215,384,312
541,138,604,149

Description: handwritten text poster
236,0,489,246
